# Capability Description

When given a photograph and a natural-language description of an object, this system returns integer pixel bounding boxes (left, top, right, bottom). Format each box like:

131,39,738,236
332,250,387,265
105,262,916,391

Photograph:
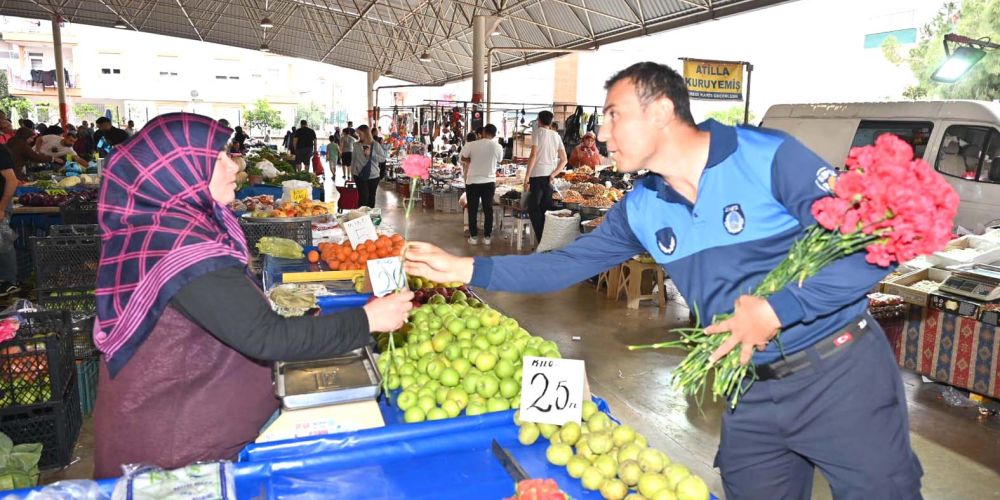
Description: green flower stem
630,226,882,409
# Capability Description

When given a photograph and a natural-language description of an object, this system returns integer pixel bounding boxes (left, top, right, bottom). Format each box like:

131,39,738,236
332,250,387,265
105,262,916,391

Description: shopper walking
461,124,503,246
327,134,340,178
91,113,413,477
523,110,567,241
403,62,923,500
351,125,385,208
340,127,357,180
292,120,318,171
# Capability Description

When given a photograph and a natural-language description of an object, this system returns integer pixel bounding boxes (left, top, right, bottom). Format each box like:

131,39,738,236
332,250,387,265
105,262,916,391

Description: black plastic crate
239,218,312,257
0,373,82,469
70,316,97,360
30,232,100,291
36,290,97,315
58,199,98,225
48,224,99,237
0,311,74,409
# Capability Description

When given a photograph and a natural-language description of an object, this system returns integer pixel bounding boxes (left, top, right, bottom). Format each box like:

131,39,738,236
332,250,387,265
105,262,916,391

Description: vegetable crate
31,226,101,302
0,373,82,469
75,357,98,416
239,218,313,257
58,199,98,225
70,316,97,361
0,311,75,410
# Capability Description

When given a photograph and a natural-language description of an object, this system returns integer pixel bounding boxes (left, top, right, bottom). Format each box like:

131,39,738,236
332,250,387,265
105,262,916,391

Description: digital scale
939,263,1000,301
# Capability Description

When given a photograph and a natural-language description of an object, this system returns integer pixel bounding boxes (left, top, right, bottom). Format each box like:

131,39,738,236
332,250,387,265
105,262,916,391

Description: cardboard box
882,268,952,307
929,235,1000,268
928,290,982,319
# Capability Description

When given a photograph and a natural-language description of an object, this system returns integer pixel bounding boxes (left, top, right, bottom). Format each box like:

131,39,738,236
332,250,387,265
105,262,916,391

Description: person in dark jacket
93,117,129,157
91,113,414,478
6,127,60,179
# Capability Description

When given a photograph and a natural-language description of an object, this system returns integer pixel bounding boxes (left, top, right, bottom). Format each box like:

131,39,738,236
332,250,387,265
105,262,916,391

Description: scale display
939,263,1000,301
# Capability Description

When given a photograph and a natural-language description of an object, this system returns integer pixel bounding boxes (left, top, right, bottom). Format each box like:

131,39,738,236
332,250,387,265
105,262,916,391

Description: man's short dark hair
356,124,370,133
466,133,478,143
329,135,336,142
218,118,230,128
95,117,110,126
483,124,497,137
300,120,308,126
538,110,554,126
605,62,696,126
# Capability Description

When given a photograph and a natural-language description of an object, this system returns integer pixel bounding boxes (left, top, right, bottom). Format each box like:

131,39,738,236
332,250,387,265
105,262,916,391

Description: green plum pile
515,402,710,500
375,300,562,423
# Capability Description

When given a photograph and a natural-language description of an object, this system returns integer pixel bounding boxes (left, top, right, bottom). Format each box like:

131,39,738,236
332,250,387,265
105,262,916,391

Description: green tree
35,103,50,124
243,99,284,136
704,105,755,126
72,103,100,122
891,1,1000,100
295,102,327,129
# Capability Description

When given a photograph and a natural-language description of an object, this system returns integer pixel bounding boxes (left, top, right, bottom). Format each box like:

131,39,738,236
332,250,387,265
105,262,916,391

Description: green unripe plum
675,475,710,500
403,407,426,423
638,473,669,498
664,464,691,490
594,454,618,479
475,351,498,372
446,388,469,409
588,432,613,455
426,407,448,420
617,443,643,464
559,422,582,446
396,390,418,411
651,490,677,500
546,443,573,466
566,456,590,478
581,466,606,491
441,399,462,418
518,422,540,445
465,402,487,416
417,395,436,413
638,448,668,473
618,460,642,487
612,424,637,447
587,412,612,432
499,378,519,399
494,359,516,379
537,423,559,439
600,478,629,500
486,397,510,412
581,400,599,420
439,368,460,387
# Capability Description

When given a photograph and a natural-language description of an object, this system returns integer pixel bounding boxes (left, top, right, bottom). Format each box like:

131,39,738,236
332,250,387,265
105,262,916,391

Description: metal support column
51,15,68,127
472,16,487,104
367,71,378,126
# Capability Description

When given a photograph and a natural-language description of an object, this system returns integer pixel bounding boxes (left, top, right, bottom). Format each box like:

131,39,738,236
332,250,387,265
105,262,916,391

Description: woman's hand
363,290,415,333
403,242,474,284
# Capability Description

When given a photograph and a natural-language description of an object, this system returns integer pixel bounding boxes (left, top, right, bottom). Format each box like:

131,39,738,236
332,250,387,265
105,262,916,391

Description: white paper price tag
518,356,585,426
343,217,378,249
365,257,405,297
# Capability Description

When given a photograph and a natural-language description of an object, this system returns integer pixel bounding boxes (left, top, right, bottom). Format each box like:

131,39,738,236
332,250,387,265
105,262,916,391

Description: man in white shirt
35,130,81,164
461,123,504,245
340,125,357,180
523,110,567,241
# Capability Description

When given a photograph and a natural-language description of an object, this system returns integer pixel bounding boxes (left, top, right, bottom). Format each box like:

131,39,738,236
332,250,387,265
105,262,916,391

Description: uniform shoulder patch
655,227,677,255
723,204,745,235
814,166,837,194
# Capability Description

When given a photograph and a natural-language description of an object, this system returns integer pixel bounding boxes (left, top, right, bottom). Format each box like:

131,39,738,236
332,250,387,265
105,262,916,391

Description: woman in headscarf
569,131,602,169
92,113,413,478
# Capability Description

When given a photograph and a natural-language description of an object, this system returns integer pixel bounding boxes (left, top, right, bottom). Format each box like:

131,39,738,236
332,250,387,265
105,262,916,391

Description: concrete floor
38,184,1000,498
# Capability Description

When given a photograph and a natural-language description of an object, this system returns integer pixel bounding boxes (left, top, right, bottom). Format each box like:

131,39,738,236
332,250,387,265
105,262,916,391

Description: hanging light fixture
384,69,394,76
114,19,127,29
419,51,432,61
930,34,996,83
260,17,274,29
260,43,271,52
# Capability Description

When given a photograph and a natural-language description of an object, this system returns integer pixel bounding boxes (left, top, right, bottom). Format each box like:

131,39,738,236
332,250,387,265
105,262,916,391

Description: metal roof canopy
1,0,788,85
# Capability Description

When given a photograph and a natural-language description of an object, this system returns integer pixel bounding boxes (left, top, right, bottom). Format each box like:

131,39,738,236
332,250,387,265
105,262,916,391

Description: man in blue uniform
405,62,922,499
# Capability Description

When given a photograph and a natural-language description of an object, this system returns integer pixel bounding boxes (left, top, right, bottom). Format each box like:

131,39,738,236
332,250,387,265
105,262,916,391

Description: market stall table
884,305,1000,399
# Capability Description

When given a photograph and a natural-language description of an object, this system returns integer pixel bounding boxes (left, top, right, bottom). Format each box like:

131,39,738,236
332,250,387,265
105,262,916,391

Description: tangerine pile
318,234,405,270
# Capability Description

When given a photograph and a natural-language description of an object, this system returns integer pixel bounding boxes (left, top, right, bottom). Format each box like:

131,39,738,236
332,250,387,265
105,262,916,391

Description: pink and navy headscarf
94,113,247,376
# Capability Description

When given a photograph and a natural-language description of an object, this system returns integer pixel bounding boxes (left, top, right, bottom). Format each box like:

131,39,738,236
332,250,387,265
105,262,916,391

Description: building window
101,68,121,75
159,71,178,77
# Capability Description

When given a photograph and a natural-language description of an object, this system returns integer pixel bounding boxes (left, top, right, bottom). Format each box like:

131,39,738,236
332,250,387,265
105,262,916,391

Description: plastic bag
256,237,303,259
258,161,279,179
535,210,580,253
111,462,236,500
4,480,108,500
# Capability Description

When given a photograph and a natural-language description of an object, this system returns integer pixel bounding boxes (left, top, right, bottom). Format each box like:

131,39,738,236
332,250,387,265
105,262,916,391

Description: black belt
753,314,872,382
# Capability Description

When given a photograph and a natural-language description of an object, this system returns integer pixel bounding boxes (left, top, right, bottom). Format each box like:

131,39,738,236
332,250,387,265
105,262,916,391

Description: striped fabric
885,305,1000,398
94,113,248,376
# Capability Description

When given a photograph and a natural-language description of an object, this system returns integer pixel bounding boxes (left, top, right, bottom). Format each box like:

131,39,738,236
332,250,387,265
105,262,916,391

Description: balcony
6,68,82,98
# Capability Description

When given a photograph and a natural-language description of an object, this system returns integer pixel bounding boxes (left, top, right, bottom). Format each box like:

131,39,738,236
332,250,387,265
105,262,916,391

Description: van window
850,120,933,159
936,125,999,183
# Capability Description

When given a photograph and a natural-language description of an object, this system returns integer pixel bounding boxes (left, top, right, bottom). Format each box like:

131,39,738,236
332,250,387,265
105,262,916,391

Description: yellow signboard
682,59,744,101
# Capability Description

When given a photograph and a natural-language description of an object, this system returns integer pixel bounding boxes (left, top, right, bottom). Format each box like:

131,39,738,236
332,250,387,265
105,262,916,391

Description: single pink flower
402,154,431,180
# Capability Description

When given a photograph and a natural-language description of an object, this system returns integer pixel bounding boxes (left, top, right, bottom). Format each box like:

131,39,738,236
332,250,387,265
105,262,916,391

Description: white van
761,101,1000,233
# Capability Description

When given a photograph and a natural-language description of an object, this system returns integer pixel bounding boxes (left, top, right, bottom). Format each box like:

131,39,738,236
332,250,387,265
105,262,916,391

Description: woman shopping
92,113,413,478
351,124,385,208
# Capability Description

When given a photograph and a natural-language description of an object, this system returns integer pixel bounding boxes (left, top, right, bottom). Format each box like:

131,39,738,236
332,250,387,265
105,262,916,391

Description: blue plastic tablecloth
236,184,324,201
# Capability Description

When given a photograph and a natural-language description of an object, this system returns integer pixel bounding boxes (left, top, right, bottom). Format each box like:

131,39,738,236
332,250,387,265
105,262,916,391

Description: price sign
518,356,586,426
365,257,405,297
343,216,378,249
289,188,310,203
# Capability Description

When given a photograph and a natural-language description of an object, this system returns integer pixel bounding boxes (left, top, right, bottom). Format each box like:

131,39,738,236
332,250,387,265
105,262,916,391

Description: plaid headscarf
94,113,248,376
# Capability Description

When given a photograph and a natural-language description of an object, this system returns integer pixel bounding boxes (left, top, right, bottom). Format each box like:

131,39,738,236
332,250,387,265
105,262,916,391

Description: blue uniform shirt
471,119,890,364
